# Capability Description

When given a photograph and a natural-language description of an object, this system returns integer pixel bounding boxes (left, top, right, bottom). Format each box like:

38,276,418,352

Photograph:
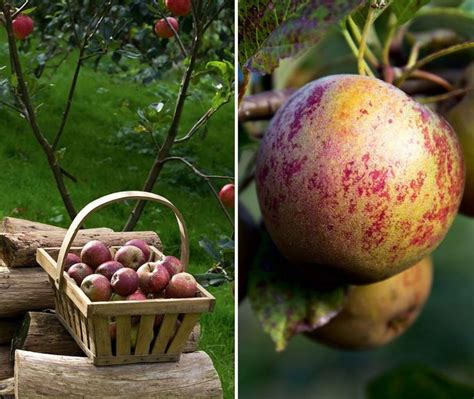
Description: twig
155,5,188,58
60,166,78,183
161,156,234,229
175,100,230,143
202,0,232,33
11,0,28,18
382,19,397,67
358,5,376,76
2,2,77,219
417,87,473,104
396,41,474,87
409,70,454,91
0,98,24,114
239,88,295,122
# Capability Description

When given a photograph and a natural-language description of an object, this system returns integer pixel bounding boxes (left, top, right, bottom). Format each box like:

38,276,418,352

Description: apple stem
340,22,375,78
357,6,376,76
396,41,474,87
417,86,474,104
347,16,379,68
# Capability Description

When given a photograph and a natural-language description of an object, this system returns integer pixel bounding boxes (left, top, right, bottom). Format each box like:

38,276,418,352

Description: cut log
0,377,14,398
0,347,13,380
15,350,222,398
0,267,54,317
0,217,113,235
12,312,201,356
0,231,161,267
0,319,20,345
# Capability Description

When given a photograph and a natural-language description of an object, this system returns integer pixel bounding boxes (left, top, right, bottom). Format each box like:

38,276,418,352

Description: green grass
0,34,234,397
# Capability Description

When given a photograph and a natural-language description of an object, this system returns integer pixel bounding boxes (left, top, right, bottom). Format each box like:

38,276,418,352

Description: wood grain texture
0,377,14,398
0,231,161,267
15,350,222,398
0,319,20,345
0,217,113,235
0,347,13,380
11,312,200,357
0,267,54,317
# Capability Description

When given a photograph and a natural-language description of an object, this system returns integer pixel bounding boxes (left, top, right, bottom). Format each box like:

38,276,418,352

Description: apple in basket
111,268,139,297
125,239,152,262
96,261,124,280
159,255,184,277
81,240,112,269
67,263,93,285
166,272,197,298
137,262,170,295
114,245,146,270
81,274,112,301
65,253,81,271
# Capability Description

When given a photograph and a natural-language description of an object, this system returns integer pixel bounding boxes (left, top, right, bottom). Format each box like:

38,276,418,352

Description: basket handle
55,191,189,290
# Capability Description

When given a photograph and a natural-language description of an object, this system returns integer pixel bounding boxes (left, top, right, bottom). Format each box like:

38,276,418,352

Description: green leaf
199,238,221,262
410,7,474,39
249,234,347,351
391,0,431,25
367,364,474,399
239,0,366,75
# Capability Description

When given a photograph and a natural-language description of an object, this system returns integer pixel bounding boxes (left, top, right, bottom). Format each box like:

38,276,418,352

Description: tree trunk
0,218,65,234
15,350,222,398
0,267,54,317
0,231,161,267
0,347,13,380
12,312,200,356
0,319,20,345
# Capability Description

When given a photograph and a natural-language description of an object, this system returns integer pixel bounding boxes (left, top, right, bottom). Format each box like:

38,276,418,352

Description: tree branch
154,4,187,58
239,88,295,122
2,2,77,219
161,156,234,229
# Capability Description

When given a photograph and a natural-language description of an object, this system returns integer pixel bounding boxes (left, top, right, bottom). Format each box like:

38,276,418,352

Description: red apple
154,17,178,39
125,239,151,262
96,261,124,280
12,15,34,40
64,253,81,272
159,255,183,277
165,0,191,16
137,262,170,295
219,184,235,208
67,263,93,285
126,290,147,301
114,245,146,270
111,268,139,297
81,274,112,301
166,272,197,298
81,240,112,269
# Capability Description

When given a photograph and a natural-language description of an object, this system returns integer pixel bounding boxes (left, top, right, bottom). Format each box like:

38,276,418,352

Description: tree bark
15,350,222,398
0,347,13,380
0,231,161,267
0,320,20,345
0,217,113,235
0,267,54,317
12,312,200,356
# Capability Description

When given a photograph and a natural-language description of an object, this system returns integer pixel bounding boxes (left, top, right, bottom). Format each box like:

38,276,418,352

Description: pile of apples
65,239,198,302
154,0,191,39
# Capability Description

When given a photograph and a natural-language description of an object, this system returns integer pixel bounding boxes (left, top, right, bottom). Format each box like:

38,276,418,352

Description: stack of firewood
0,218,222,399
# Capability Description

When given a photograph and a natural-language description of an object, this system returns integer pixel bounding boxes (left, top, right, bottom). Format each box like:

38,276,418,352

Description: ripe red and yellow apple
125,239,152,262
96,261,123,280
256,75,465,283
64,253,81,271
67,263,93,285
111,268,139,297
159,255,183,277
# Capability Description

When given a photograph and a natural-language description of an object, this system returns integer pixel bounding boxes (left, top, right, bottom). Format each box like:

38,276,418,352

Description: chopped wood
0,347,13,380
15,350,222,398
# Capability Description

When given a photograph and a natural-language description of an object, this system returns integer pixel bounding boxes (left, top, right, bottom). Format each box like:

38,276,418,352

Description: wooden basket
36,191,215,366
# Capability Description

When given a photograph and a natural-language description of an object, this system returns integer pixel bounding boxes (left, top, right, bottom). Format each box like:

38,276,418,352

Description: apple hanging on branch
12,14,34,40
165,0,191,17
154,17,179,39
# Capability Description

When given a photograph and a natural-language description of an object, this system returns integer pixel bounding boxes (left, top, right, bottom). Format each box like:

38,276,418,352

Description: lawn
0,31,234,398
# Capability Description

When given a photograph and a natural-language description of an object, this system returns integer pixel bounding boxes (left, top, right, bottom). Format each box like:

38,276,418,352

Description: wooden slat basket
36,191,215,366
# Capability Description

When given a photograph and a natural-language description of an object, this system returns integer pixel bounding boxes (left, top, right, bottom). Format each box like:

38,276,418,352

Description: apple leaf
367,364,474,399
239,0,366,75
390,0,431,25
248,234,347,351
